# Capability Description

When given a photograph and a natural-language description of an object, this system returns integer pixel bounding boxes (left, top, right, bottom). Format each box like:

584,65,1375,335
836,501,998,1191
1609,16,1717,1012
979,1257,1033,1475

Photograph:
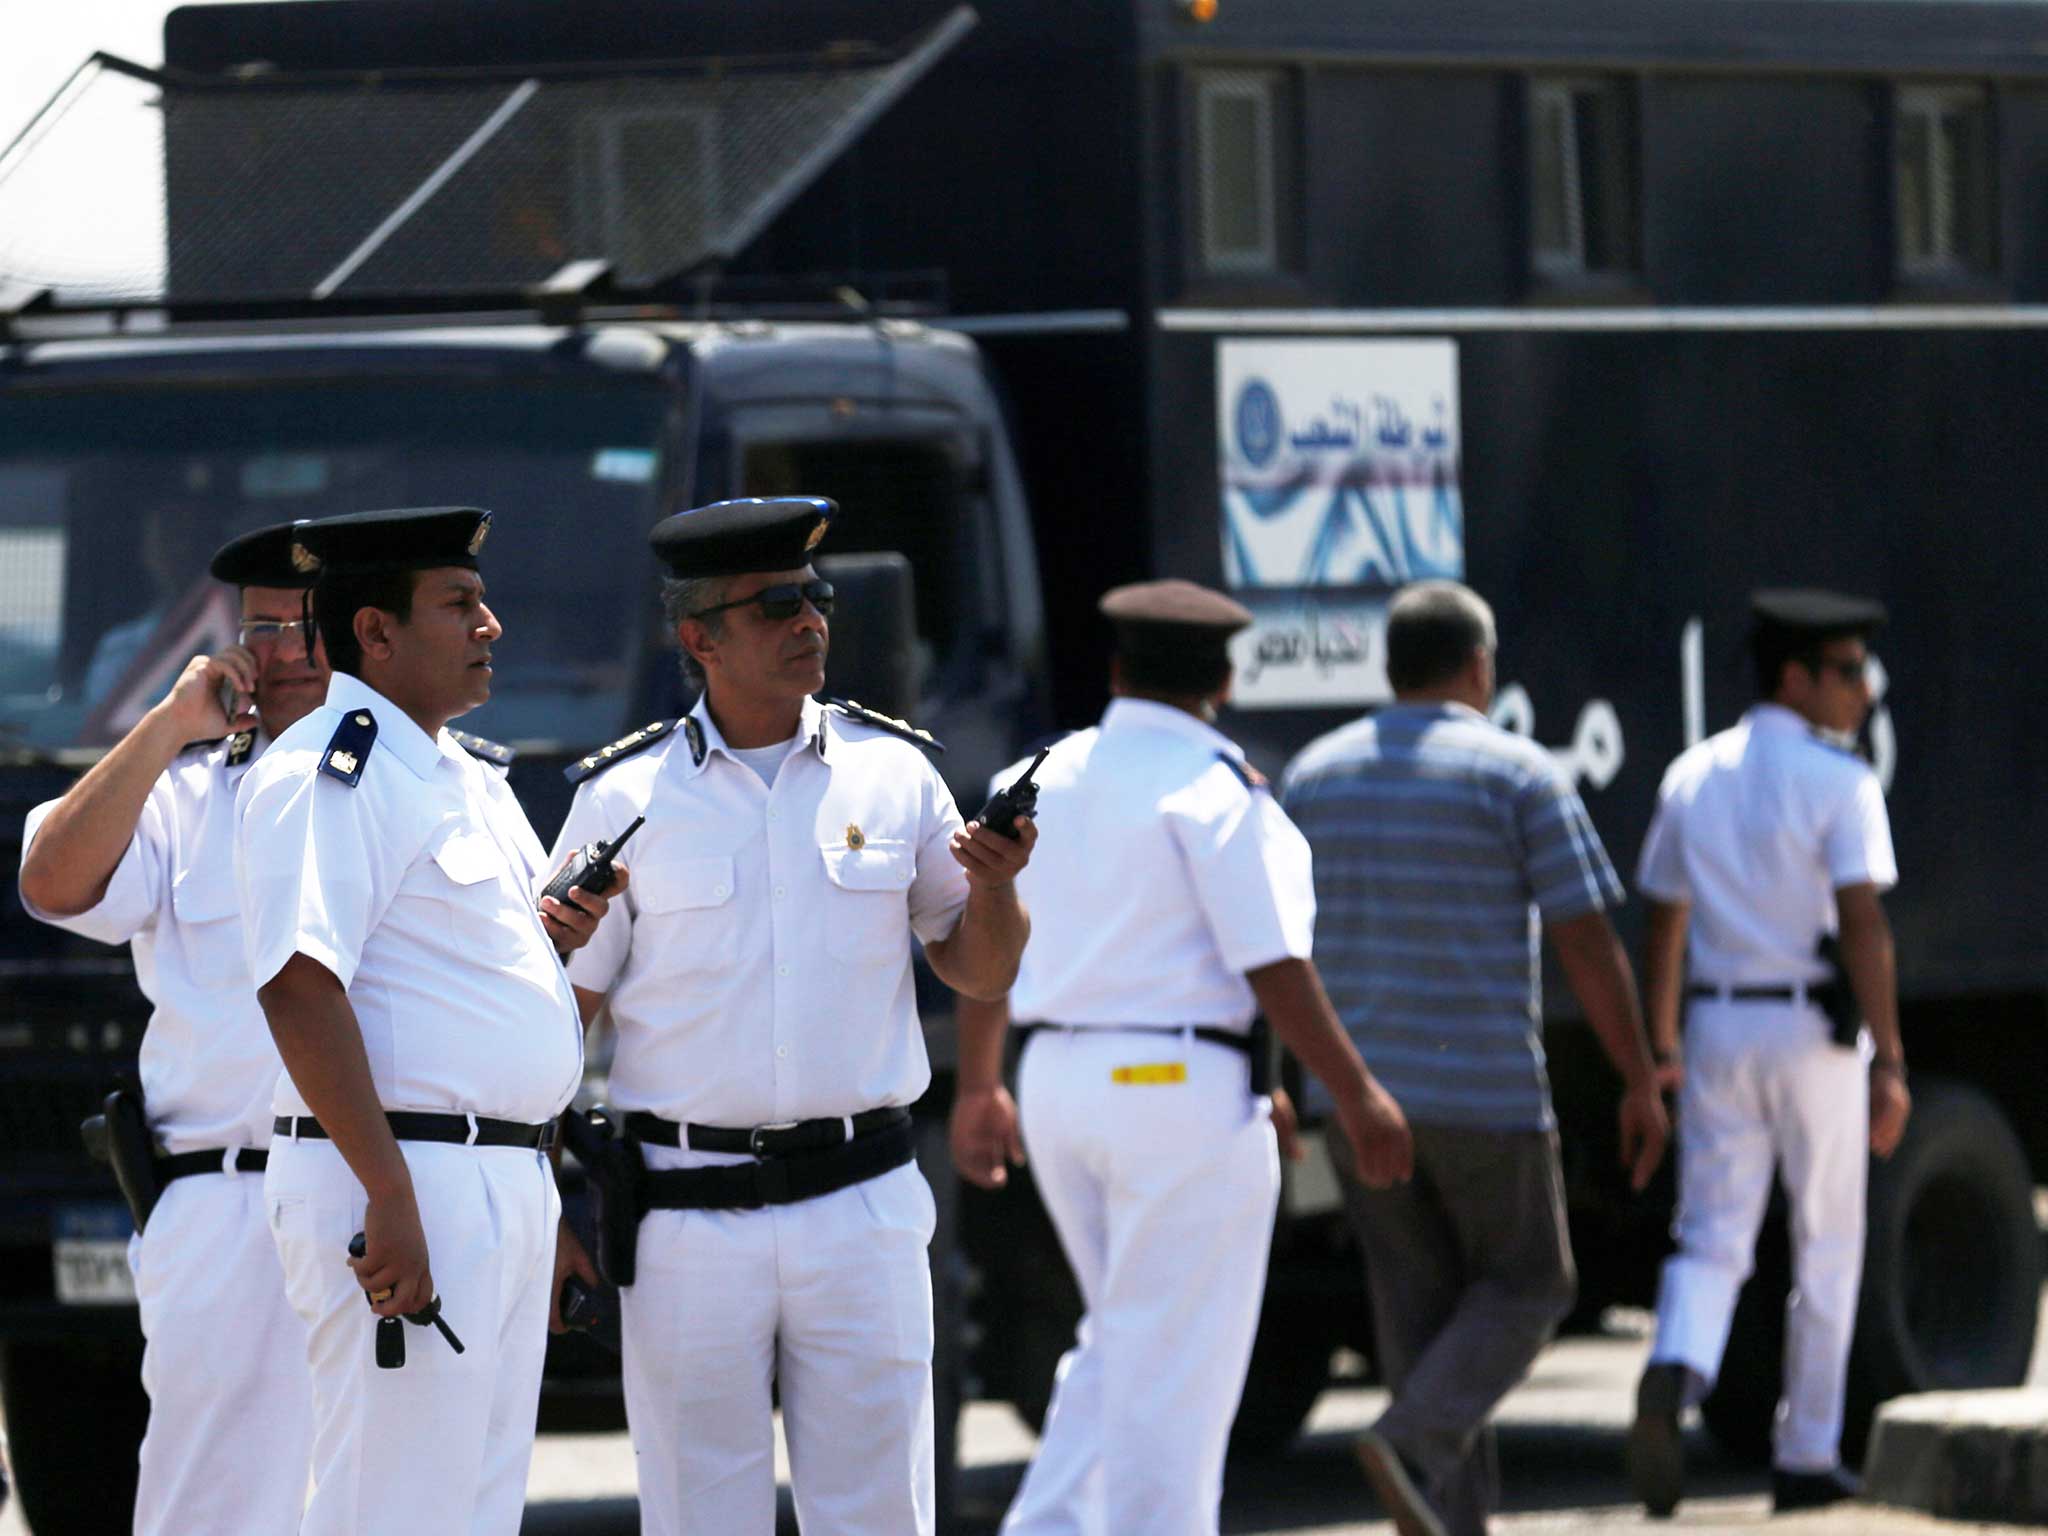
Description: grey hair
662,574,728,685
1385,580,1496,692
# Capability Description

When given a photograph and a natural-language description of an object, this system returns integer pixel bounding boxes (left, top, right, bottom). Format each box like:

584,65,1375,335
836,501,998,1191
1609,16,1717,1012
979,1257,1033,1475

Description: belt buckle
749,1121,800,1157
538,1120,558,1153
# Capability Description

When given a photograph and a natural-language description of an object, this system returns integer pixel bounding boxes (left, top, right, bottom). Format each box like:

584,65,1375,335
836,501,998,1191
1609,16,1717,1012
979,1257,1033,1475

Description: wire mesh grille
0,11,969,307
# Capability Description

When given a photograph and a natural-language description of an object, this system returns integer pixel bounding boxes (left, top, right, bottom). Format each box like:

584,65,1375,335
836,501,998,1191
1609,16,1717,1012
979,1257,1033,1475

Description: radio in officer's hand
348,1231,466,1369
544,815,645,915
979,748,1051,840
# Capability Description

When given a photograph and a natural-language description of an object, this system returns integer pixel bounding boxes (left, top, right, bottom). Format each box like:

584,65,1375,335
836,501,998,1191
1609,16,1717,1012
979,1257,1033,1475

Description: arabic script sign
1218,339,1463,589
1229,592,1391,710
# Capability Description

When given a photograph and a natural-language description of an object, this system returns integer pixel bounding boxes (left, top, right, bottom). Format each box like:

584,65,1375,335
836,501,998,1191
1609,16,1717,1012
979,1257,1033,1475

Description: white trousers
128,1166,312,1536
1004,1029,1281,1536
266,1137,559,1536
1651,1002,1868,1471
621,1153,938,1536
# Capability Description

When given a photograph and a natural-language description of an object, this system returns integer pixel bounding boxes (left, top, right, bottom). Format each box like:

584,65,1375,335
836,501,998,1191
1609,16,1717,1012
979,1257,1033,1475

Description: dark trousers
1338,1124,1577,1536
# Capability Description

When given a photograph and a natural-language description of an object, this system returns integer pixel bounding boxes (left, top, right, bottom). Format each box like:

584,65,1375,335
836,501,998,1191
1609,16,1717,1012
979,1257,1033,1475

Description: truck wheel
1701,1077,2040,1466
0,1336,148,1536
1226,1299,1336,1461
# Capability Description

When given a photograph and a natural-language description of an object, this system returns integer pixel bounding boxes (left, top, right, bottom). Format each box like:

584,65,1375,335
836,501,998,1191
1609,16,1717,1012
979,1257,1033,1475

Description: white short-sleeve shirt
1636,703,1898,985
20,732,280,1155
1001,698,1317,1030
235,672,584,1124
552,693,970,1126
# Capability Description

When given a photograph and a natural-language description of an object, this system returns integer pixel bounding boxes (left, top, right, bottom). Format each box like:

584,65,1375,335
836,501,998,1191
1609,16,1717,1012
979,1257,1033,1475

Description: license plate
53,1204,137,1305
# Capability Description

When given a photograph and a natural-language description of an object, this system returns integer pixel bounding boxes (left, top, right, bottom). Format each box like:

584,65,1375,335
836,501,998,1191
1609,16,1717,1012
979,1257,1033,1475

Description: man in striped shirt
1281,580,1668,1536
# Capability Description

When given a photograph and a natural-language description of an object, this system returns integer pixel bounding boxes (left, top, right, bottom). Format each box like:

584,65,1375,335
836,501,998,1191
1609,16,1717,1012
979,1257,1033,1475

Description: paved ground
6,1309,2045,1534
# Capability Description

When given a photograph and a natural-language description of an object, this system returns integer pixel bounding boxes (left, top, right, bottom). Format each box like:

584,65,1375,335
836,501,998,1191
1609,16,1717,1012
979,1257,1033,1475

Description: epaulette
448,729,516,768
319,709,378,788
564,719,677,785
1216,751,1268,792
823,697,945,755
224,730,257,768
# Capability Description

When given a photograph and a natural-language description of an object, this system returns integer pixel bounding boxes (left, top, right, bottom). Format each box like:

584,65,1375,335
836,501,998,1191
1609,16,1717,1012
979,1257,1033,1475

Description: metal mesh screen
0,8,971,308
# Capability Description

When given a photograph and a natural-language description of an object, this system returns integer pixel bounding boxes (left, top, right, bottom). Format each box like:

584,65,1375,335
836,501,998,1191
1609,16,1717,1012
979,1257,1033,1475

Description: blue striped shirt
1280,702,1624,1131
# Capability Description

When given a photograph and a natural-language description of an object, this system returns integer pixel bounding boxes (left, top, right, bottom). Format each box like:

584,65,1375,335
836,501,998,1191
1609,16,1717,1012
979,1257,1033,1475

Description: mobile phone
217,674,240,722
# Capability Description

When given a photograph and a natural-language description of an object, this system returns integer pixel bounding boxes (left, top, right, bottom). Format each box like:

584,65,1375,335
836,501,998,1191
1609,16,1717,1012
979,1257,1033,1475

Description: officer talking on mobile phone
17,522,326,1536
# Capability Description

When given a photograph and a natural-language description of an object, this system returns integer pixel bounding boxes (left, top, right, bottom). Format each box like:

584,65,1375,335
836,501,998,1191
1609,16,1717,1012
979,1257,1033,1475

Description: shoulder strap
447,728,517,768
822,697,946,756
319,710,378,788
1215,751,1268,791
564,719,678,785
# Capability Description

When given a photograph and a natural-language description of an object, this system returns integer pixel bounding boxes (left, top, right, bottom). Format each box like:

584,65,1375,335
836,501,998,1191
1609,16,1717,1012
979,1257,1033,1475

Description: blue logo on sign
1236,379,1282,469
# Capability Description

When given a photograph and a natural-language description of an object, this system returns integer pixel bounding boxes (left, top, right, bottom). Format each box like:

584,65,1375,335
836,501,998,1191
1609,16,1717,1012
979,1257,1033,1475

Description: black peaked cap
208,522,319,589
1750,588,1887,637
291,507,492,578
650,497,836,579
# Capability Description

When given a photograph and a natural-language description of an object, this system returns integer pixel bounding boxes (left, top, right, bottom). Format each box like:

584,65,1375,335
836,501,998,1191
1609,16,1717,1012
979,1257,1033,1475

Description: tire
1701,1077,2041,1467
0,1335,149,1536
1226,1296,1336,1461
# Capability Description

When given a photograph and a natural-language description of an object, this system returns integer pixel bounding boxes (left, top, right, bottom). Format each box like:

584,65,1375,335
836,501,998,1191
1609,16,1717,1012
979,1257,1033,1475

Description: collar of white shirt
1101,696,1247,763
322,671,465,781
678,691,830,779
1746,702,1815,738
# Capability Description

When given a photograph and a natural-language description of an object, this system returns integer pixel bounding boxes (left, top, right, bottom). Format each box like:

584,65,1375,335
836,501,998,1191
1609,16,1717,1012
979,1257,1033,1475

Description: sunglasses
691,579,835,624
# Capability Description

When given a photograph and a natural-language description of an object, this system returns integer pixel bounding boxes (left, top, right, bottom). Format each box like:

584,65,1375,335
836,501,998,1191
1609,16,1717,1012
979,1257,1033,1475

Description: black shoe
1772,1466,1860,1512
1628,1362,1686,1518
1355,1430,1449,1536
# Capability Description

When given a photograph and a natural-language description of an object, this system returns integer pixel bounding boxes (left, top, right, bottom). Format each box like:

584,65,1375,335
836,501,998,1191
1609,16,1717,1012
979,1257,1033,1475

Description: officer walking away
950,579,1415,1536
17,522,325,1536
1281,580,1669,1536
1628,589,1906,1518
549,496,1034,1536
234,508,619,1536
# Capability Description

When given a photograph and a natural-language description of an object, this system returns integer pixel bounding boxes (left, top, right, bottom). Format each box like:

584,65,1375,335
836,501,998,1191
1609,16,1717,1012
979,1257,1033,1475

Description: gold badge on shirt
845,824,865,850
329,749,359,776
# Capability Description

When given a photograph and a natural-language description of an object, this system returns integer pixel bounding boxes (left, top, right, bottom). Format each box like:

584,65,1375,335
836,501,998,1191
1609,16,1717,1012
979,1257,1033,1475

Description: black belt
274,1112,556,1151
1687,984,1802,1003
639,1116,916,1212
623,1106,909,1157
1017,1021,1273,1094
158,1148,268,1186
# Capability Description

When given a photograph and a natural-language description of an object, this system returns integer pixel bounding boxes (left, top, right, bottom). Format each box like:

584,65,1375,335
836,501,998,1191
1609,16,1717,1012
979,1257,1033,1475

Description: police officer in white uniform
235,507,619,1536
949,580,1415,1536
18,523,323,1536
549,496,1035,1536
1628,589,1909,1516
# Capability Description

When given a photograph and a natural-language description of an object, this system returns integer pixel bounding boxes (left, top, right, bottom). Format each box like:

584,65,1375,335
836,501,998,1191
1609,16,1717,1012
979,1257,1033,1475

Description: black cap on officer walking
289,507,492,578
1100,579,1255,694
649,497,836,579
1749,588,1887,638
208,522,319,589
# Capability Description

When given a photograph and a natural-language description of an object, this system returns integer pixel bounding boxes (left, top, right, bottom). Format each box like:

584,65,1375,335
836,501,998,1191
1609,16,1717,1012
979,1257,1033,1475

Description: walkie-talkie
543,816,645,915
348,1231,466,1369
978,748,1051,839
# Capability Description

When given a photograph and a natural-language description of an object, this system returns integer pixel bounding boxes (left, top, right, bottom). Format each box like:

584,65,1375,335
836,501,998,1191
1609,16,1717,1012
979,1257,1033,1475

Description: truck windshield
0,375,666,752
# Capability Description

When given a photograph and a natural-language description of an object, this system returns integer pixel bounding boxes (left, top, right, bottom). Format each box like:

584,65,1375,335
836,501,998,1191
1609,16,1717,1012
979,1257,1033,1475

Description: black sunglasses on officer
691,579,835,624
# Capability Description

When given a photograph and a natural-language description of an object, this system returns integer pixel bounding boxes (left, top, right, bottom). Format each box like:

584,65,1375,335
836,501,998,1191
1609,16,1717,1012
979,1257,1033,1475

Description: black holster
1812,933,1862,1049
560,1106,646,1287
81,1086,161,1235
1246,1017,1275,1098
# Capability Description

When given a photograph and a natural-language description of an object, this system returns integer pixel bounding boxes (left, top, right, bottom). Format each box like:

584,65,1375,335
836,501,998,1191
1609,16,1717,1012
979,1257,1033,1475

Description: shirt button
776,1045,789,1059
773,885,786,900
714,884,729,898
777,964,791,977
768,810,780,823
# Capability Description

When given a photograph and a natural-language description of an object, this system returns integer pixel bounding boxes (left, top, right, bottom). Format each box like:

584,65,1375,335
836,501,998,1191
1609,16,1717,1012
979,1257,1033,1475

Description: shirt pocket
632,854,739,975
170,865,245,988
425,829,527,958
819,839,914,965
